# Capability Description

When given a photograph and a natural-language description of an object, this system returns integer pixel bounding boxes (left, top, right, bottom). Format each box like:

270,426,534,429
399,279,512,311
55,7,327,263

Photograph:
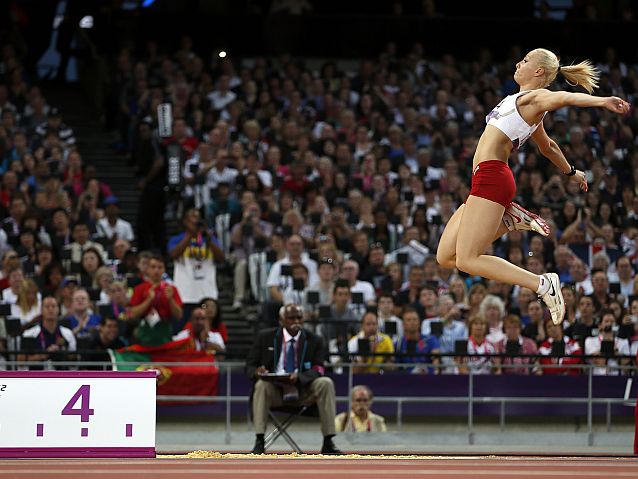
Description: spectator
0,250,21,290
168,208,225,315
79,247,105,289
65,222,107,264
307,257,337,307
246,303,341,455
64,288,101,339
49,208,73,258
521,301,547,345
466,282,487,317
1,266,24,304
615,255,634,299
570,258,593,296
129,254,183,346
590,269,612,314
387,226,429,268
414,284,440,320
495,315,539,375
347,311,394,374
421,293,467,371
567,295,597,346
201,297,228,343
21,296,76,366
96,196,135,243
539,318,582,375
458,315,497,375
173,307,225,354
335,385,387,432
10,278,41,327
584,309,631,376
230,201,272,308
394,307,440,374
376,293,403,340
266,234,318,305
88,316,127,351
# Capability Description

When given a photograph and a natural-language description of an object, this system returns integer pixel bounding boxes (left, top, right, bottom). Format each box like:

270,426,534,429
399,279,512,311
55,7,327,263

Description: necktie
285,338,296,373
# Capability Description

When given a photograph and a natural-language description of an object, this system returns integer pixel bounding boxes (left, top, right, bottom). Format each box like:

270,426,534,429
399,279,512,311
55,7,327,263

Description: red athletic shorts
468,160,516,208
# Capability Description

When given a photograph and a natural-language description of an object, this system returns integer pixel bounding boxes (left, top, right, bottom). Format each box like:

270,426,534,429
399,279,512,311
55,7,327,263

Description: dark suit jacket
245,327,326,389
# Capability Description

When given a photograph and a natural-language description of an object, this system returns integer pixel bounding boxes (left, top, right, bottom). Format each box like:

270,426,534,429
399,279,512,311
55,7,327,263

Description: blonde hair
531,48,599,94
17,278,39,314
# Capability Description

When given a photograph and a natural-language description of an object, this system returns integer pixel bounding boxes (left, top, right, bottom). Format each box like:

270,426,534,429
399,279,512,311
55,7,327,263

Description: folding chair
264,403,319,453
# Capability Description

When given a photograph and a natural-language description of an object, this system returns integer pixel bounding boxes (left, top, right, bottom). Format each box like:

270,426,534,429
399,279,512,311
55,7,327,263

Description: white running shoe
503,202,551,237
539,273,565,325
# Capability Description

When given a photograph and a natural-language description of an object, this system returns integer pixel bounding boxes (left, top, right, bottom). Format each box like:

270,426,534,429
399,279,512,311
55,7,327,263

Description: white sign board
0,371,156,457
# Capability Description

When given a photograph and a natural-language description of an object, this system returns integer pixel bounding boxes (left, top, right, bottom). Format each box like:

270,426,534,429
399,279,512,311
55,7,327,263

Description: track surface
1,456,638,479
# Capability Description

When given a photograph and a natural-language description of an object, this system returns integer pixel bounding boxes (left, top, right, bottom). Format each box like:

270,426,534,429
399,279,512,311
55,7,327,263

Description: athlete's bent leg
455,195,540,291
437,204,509,269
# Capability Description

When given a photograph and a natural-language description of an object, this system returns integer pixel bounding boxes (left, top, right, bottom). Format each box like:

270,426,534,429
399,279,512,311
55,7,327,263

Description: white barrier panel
0,371,156,458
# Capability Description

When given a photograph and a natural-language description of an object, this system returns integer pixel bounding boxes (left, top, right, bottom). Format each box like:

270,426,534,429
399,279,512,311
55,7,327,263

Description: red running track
0,456,637,479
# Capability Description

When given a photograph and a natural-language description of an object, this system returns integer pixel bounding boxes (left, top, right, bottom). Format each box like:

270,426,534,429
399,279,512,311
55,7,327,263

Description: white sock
502,213,515,231
536,275,550,295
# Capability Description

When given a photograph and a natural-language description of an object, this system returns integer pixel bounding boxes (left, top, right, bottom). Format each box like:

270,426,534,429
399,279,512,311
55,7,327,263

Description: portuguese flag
110,337,218,398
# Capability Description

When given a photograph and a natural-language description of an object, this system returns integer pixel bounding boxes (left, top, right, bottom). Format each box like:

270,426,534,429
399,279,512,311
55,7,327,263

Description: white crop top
485,91,546,150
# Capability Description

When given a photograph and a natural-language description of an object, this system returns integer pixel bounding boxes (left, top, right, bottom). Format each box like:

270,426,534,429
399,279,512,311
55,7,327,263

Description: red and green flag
110,337,218,398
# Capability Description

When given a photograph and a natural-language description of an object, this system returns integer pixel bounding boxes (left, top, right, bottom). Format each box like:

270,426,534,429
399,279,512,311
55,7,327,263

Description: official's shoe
320,438,343,455
539,273,565,325
251,437,265,454
503,202,550,237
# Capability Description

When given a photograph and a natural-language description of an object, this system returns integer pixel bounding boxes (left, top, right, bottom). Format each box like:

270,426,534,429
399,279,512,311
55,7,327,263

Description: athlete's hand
605,96,630,115
569,169,588,192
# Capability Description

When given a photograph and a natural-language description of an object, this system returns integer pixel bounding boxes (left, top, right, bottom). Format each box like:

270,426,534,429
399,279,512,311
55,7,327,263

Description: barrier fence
3,358,636,446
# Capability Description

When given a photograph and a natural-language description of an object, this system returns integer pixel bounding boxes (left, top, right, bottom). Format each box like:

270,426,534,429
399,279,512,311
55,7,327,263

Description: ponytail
559,60,600,94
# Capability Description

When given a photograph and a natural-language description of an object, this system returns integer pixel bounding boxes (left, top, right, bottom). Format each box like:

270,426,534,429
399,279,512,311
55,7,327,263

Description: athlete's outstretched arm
531,89,630,114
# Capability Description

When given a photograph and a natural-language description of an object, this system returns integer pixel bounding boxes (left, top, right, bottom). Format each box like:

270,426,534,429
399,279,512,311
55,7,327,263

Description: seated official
245,303,342,455
335,385,387,433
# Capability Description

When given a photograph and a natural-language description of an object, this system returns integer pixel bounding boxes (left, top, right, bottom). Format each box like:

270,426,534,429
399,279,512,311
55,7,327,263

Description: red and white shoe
502,202,550,237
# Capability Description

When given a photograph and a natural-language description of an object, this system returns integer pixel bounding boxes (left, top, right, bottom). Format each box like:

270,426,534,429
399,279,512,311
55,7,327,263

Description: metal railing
2,359,635,446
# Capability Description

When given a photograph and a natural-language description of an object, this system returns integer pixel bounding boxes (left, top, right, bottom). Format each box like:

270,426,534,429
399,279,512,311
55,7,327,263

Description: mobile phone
306,291,320,305
505,340,521,356
430,321,443,337
281,264,292,277
608,283,621,295
455,339,468,355
384,321,397,336
551,340,565,357
351,292,364,304
357,338,371,355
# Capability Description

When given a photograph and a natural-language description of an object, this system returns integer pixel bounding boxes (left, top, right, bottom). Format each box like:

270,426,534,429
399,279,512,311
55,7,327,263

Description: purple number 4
61,385,95,423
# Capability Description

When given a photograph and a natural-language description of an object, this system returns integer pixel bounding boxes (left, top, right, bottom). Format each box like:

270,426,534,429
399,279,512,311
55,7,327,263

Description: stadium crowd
1,35,637,376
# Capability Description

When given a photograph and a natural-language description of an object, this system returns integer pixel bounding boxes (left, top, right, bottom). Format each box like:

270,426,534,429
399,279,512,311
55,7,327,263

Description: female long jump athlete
436,48,630,325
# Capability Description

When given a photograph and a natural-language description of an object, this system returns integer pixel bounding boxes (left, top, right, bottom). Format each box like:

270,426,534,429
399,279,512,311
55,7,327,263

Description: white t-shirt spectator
266,254,319,294
22,324,77,351
207,90,237,111
584,335,630,376
167,233,222,302
351,280,376,304
173,329,226,352
96,217,135,242
1,288,17,304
